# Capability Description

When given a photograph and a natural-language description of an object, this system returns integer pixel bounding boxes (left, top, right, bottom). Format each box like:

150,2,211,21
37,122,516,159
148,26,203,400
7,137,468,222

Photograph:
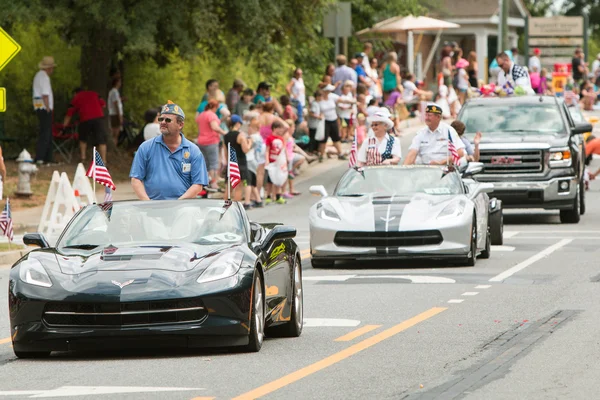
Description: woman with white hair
357,108,402,166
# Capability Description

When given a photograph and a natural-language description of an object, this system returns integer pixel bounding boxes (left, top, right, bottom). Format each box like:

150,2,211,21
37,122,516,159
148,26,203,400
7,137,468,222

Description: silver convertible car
308,164,503,267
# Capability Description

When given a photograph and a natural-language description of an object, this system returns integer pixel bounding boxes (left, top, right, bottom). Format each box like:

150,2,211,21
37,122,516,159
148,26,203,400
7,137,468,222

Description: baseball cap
257,81,272,90
230,114,243,125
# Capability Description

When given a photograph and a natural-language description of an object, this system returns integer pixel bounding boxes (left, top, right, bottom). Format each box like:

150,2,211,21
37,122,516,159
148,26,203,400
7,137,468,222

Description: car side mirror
23,233,50,248
261,225,297,249
309,185,328,197
572,123,593,135
462,162,484,177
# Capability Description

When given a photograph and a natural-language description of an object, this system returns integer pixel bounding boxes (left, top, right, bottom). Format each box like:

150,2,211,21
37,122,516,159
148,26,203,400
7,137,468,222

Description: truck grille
479,149,543,174
334,230,443,247
43,298,207,327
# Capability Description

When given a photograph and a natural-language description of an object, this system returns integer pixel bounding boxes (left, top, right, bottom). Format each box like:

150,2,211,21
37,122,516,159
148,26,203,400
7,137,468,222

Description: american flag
448,132,460,165
348,133,357,168
565,90,579,106
104,186,113,202
86,149,116,191
228,144,241,190
0,198,14,242
366,137,381,165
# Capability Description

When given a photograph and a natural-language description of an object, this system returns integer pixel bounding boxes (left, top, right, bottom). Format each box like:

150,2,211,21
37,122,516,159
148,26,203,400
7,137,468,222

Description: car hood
320,193,465,231
53,243,231,275
465,133,568,148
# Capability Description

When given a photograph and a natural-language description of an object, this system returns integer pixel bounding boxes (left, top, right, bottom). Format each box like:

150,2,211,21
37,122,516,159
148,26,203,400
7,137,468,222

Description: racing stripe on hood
372,196,406,254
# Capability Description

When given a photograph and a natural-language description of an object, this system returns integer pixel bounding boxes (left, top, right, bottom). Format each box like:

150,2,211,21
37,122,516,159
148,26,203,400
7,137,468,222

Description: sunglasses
158,117,174,123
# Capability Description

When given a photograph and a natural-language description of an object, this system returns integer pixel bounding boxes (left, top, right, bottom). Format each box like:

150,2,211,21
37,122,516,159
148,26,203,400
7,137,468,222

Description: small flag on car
86,148,116,191
228,143,241,192
447,132,460,165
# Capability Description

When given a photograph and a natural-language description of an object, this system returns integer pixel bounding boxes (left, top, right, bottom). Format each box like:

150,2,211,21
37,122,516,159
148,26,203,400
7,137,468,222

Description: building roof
429,0,529,19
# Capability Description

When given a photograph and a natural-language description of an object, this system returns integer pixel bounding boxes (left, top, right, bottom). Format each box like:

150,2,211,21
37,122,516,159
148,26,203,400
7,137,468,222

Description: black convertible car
9,199,303,358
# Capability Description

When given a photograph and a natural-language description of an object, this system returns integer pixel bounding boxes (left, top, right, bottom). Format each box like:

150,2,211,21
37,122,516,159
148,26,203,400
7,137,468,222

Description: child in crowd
356,113,367,147
242,111,264,207
264,120,288,204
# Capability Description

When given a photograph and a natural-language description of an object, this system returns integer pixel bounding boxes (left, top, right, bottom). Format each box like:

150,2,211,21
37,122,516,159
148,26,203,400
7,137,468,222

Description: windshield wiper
501,129,530,133
338,193,364,197
63,244,99,250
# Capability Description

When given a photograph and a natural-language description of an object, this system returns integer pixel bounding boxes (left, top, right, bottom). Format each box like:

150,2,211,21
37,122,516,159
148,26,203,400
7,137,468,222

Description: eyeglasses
158,117,174,123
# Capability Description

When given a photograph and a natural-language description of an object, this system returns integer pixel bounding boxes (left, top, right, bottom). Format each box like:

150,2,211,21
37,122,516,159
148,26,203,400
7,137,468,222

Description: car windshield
57,201,246,249
568,105,585,124
335,168,463,196
460,103,566,134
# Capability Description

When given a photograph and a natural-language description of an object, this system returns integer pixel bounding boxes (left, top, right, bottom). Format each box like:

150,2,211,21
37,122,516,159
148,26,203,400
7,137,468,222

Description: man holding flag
130,100,209,200
404,103,465,165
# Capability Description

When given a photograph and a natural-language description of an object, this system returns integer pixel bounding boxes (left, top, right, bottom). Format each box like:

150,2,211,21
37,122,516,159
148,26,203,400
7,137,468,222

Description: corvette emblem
111,279,134,289
380,216,396,223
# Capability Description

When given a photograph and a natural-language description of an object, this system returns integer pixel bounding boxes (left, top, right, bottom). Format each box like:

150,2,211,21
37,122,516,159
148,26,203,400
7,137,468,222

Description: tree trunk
80,27,119,156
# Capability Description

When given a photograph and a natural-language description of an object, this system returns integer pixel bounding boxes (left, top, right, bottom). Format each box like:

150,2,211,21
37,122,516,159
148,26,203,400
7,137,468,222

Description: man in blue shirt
130,100,209,200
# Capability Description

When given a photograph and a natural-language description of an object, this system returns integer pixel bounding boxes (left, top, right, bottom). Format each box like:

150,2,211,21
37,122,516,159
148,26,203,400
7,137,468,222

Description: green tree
522,0,555,17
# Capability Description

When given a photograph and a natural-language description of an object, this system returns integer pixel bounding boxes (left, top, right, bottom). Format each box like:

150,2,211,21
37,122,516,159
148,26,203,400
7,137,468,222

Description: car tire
266,257,303,338
13,350,51,359
311,258,334,268
480,225,491,259
241,272,265,352
560,184,581,224
580,177,586,215
490,203,504,246
465,216,477,267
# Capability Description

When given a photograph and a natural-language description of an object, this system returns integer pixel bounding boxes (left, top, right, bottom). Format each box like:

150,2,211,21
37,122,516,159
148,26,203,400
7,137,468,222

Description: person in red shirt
264,120,289,204
63,88,108,163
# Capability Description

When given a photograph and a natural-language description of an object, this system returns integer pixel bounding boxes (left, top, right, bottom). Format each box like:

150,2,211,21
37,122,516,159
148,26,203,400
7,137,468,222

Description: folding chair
52,122,79,163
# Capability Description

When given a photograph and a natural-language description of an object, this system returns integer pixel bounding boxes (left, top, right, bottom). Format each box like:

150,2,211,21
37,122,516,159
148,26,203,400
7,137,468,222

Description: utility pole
498,0,503,52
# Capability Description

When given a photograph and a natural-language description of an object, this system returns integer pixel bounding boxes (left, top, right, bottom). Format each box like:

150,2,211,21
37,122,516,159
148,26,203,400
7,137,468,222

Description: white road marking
461,292,479,296
475,285,491,289
491,245,515,251
303,318,361,327
489,239,572,282
516,236,600,240
303,275,356,282
447,299,464,303
503,231,519,238
354,275,455,284
0,386,204,398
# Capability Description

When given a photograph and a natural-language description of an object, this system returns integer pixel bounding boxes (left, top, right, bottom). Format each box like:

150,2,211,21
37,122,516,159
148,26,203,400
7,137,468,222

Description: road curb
0,248,30,266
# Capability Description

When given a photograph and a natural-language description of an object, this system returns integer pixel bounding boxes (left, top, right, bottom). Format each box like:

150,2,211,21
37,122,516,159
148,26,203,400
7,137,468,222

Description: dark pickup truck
457,95,593,223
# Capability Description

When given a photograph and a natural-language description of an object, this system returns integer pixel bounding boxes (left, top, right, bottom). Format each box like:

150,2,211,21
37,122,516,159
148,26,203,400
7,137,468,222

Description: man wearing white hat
357,107,401,166
32,56,57,164
404,103,465,165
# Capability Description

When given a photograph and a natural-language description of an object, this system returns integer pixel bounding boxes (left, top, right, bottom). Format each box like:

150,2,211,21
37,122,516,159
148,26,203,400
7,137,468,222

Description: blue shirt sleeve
129,142,149,180
190,146,209,186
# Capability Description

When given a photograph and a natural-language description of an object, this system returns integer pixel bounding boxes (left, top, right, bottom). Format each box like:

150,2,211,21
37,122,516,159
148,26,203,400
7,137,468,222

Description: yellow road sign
0,27,21,72
0,88,5,112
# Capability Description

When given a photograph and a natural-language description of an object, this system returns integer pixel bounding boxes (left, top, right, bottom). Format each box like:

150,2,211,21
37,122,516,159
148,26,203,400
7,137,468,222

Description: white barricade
72,163,96,205
38,171,81,240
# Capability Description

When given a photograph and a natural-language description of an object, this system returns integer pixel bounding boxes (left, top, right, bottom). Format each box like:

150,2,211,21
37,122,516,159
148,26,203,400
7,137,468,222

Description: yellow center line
334,325,382,342
231,307,447,400
0,337,11,345
189,397,215,400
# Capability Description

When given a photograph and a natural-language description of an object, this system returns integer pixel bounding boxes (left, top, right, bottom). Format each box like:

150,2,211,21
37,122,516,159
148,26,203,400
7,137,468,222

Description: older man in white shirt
32,56,56,164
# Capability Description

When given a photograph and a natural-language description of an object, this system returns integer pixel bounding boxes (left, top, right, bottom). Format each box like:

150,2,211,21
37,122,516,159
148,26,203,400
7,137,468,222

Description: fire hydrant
15,149,38,198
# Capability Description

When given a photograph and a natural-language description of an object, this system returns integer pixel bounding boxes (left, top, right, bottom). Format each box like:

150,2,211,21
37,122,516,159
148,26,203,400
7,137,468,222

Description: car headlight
19,259,52,288
197,252,243,284
438,200,466,219
317,203,341,221
549,149,572,168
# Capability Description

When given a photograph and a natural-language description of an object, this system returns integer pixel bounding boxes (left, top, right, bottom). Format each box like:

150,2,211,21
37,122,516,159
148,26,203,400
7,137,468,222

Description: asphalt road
1,123,600,399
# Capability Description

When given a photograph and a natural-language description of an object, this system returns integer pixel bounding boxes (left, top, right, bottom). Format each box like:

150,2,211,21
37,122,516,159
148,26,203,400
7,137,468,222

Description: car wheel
580,177,586,215
241,272,265,352
480,225,491,259
267,257,303,338
13,350,51,359
560,184,581,224
490,202,503,246
311,258,335,268
465,216,477,267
